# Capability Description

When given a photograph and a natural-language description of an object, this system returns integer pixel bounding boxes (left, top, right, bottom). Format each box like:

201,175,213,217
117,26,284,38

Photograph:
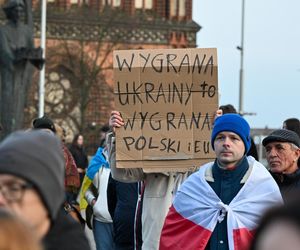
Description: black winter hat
0,130,65,221
32,115,56,133
262,129,300,148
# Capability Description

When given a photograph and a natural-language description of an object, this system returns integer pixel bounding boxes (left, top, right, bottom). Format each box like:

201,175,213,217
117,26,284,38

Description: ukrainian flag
79,147,109,210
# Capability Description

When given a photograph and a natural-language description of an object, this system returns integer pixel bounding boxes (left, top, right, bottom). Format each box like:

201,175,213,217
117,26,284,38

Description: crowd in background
0,109,299,250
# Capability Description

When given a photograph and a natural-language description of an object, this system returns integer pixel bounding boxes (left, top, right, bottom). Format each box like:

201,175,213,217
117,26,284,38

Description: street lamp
38,0,47,118
237,0,257,117
237,0,245,115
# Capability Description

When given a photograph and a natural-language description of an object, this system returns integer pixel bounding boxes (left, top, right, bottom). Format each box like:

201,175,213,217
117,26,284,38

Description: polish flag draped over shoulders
159,157,283,250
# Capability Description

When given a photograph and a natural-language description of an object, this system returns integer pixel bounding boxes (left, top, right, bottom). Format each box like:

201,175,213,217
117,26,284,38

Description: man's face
214,131,245,169
0,174,49,238
265,142,299,174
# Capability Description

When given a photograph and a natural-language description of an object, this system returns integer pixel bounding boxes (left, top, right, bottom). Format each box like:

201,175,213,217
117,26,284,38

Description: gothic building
0,0,200,152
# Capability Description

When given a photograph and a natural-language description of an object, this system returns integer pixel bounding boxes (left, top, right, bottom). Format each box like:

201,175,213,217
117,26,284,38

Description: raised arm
107,111,145,182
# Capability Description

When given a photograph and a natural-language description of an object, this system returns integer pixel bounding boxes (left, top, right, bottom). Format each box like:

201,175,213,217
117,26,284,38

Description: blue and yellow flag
79,147,109,210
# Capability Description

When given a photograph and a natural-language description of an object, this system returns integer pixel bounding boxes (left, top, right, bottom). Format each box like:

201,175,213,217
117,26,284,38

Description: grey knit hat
262,129,300,148
0,130,65,221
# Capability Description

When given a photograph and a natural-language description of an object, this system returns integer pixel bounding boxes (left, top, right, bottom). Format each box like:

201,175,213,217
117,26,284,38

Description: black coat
69,145,88,184
69,145,88,170
108,176,143,250
271,168,300,200
43,208,91,250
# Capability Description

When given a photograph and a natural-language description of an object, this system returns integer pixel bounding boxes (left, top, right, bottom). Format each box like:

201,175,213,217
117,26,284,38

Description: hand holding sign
109,111,125,132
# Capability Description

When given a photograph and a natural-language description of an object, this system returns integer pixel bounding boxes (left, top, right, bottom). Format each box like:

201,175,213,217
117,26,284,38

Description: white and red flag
160,157,283,250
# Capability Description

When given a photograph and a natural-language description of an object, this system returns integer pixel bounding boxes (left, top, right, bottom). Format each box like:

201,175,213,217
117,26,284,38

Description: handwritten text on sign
113,48,218,170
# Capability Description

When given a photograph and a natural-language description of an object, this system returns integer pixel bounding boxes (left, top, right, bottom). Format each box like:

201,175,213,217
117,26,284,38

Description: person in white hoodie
84,146,114,250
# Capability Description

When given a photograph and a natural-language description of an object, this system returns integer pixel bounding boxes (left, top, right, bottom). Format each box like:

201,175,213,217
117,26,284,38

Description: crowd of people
0,0,299,249
0,109,299,250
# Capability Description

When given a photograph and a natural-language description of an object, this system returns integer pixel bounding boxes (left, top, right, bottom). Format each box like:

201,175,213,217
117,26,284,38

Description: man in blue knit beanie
211,113,252,155
160,114,282,250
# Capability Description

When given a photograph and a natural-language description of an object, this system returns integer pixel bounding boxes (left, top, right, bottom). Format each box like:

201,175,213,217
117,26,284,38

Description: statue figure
0,0,43,138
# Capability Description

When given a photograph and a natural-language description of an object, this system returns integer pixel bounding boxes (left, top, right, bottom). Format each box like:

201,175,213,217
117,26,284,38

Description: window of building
101,0,121,7
170,0,186,18
135,0,153,10
113,0,121,6
102,0,111,4
178,0,186,17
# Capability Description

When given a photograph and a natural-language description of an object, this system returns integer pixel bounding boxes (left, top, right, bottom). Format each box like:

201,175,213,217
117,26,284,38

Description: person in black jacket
283,118,300,137
263,129,300,199
108,175,143,250
283,118,300,166
69,133,89,185
0,130,90,250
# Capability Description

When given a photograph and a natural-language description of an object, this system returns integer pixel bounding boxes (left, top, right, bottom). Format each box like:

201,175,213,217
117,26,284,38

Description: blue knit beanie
211,114,251,154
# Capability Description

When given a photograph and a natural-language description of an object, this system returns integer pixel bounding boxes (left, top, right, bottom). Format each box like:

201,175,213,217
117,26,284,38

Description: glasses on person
0,182,34,202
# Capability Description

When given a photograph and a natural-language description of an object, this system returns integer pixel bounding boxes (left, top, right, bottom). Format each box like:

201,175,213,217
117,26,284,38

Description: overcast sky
192,0,300,129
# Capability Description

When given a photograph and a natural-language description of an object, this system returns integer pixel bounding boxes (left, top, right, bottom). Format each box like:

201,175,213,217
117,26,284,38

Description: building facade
0,0,200,152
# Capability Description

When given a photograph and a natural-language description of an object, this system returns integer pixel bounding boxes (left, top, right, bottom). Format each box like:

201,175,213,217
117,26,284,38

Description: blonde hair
0,210,43,250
